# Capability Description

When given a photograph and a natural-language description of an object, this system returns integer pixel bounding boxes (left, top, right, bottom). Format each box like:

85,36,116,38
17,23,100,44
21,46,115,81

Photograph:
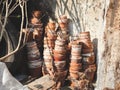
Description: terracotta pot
82,55,95,65
59,22,68,29
54,45,66,51
54,55,66,61
28,60,43,77
47,32,57,39
72,44,82,48
82,49,93,54
61,30,69,34
71,45,82,53
47,22,56,30
79,31,90,39
70,56,82,60
71,52,81,56
83,64,96,70
54,61,66,69
44,55,53,60
70,63,82,71
82,43,93,49
56,68,65,72
44,39,54,45
29,66,42,77
70,73,79,80
71,59,81,63
57,36,66,42
26,41,37,48
55,40,66,46
27,50,40,59
27,31,34,42
54,53,66,58
44,61,53,68
53,50,66,54
85,65,96,82
32,10,42,18
82,52,94,57
30,18,41,25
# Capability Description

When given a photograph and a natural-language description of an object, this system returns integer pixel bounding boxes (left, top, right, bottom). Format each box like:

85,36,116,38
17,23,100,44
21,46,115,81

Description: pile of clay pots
78,31,96,82
43,20,57,75
69,31,96,89
25,10,44,77
52,15,69,89
26,41,43,77
69,44,82,80
29,10,44,48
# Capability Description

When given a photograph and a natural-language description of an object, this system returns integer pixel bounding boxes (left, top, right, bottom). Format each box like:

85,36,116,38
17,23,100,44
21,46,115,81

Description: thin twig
0,0,9,41
0,0,25,61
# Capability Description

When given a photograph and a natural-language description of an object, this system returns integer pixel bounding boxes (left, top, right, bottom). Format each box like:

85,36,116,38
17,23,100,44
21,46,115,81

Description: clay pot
30,18,41,25
79,31,90,39
83,64,96,71
85,65,96,82
61,30,69,34
59,22,68,29
53,50,66,55
57,36,67,42
44,39,54,45
47,32,57,39
32,23,43,28
70,63,82,71
82,55,95,65
27,50,40,60
26,41,38,51
54,55,66,61
82,49,93,54
71,45,82,53
71,59,81,63
54,45,66,51
47,22,56,30
27,31,33,42
70,73,79,80
44,55,53,60
55,40,66,46
44,61,53,68
32,10,42,18
82,52,94,57
70,56,82,60
54,61,66,69
72,44,82,48
82,43,93,49
28,60,43,77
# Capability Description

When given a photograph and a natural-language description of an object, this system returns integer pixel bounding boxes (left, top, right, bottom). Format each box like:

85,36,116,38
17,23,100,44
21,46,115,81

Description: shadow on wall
92,38,98,82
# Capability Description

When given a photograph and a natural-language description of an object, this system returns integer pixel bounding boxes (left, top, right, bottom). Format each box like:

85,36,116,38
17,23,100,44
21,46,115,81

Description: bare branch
0,0,25,61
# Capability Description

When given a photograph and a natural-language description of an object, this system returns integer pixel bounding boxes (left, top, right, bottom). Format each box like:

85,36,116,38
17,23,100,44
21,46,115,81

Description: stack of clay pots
57,15,69,41
69,44,82,80
29,10,44,48
26,10,44,77
26,41,43,77
78,31,96,82
54,36,67,72
43,20,57,75
53,15,69,72
44,20,57,49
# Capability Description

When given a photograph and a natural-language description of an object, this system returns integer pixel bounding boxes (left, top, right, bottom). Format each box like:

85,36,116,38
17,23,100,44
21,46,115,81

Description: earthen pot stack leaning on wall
78,31,96,82
26,41,43,77
25,10,44,78
52,15,69,89
43,19,57,75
